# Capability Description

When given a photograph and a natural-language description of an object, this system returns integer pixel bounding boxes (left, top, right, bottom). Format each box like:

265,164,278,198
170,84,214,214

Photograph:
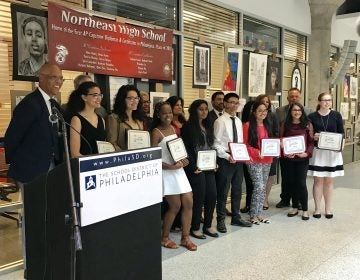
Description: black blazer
5,89,61,183
208,110,218,127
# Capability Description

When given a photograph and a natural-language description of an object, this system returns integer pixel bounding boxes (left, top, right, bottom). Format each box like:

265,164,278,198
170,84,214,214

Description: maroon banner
48,2,173,81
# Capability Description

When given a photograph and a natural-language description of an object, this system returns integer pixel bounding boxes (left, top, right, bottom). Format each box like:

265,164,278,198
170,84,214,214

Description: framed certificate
96,141,115,154
228,143,250,161
127,130,150,150
282,135,306,155
318,132,343,152
197,150,217,171
166,137,188,162
261,138,280,157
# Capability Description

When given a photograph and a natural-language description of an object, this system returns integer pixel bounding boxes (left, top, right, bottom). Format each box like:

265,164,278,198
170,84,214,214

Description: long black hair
67,81,99,115
113,85,143,122
248,101,273,148
151,101,172,131
186,99,214,147
241,100,255,123
284,102,310,130
166,96,186,124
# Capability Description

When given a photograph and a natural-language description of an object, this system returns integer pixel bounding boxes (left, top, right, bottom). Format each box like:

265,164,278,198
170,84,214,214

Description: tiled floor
1,162,359,280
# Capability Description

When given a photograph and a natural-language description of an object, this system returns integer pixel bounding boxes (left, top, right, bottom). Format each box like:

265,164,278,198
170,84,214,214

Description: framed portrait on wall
266,59,282,95
149,92,170,117
248,53,267,97
193,43,211,88
291,62,302,92
223,47,242,94
11,4,48,81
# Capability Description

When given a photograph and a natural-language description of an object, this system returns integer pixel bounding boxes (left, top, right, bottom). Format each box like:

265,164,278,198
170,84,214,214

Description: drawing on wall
248,53,267,97
340,102,349,120
193,43,211,87
11,4,48,81
291,62,302,92
266,60,281,95
223,47,242,93
344,76,350,98
350,76,358,99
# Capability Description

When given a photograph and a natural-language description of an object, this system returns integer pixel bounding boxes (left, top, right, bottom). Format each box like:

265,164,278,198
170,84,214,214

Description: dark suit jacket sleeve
5,93,40,164
181,123,197,173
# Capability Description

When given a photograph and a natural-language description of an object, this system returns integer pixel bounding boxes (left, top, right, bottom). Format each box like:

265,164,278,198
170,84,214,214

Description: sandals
161,239,178,249
257,217,270,224
180,239,197,251
249,218,260,225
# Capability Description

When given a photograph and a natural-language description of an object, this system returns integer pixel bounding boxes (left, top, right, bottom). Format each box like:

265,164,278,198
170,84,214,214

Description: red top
243,122,273,164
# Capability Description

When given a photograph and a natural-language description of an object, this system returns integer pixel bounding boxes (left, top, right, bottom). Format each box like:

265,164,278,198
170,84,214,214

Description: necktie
219,112,223,116
230,117,238,143
49,98,61,161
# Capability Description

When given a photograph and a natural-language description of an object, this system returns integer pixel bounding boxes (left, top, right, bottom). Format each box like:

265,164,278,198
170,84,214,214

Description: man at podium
4,63,64,278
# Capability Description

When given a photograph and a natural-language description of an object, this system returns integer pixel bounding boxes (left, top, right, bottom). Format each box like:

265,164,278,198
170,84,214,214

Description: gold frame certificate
166,137,188,162
318,132,343,152
228,143,250,161
96,141,115,154
127,130,150,150
282,135,305,155
197,150,217,171
261,139,280,157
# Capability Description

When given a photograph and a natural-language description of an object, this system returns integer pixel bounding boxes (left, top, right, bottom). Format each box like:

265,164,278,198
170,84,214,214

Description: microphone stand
52,107,82,280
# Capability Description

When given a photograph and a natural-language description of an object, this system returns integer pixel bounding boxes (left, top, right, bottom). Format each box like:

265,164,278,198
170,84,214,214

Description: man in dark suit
5,63,64,277
208,91,224,126
275,87,312,208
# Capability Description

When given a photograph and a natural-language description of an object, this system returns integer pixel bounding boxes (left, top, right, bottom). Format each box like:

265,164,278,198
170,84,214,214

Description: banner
48,2,173,81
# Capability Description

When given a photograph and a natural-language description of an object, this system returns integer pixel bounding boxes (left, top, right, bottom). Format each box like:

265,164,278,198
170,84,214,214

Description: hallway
1,162,359,280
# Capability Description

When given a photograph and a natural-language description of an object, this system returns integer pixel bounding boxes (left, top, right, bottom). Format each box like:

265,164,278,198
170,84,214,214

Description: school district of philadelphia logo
85,175,97,191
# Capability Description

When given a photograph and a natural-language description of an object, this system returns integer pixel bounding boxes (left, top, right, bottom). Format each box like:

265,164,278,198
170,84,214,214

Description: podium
24,147,163,280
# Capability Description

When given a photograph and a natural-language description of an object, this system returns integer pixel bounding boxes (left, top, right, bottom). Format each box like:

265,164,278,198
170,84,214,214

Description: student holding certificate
243,101,274,225
255,94,280,210
106,85,144,151
67,81,106,157
181,99,218,239
151,102,197,251
307,93,344,219
280,103,314,220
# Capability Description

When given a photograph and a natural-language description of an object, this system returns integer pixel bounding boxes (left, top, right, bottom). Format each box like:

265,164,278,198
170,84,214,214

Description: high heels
325,213,333,219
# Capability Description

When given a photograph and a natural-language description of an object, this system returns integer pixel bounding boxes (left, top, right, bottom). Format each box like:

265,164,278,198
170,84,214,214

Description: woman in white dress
151,102,197,251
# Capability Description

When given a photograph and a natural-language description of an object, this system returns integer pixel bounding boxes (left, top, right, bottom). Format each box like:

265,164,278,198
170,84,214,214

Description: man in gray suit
275,87,312,208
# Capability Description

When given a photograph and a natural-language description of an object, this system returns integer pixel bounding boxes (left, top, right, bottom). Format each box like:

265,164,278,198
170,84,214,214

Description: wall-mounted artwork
193,43,211,87
350,76,358,99
248,53,267,97
149,92,170,117
11,4,48,81
223,47,242,94
266,59,281,95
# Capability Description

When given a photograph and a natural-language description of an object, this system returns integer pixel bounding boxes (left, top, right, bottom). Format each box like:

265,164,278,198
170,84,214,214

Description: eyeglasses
47,75,65,83
126,96,140,101
142,100,151,104
226,101,240,106
256,109,268,114
87,93,103,99
320,99,332,102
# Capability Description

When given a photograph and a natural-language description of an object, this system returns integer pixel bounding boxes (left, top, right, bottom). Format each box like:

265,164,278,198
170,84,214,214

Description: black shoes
190,230,206,239
276,200,290,208
287,211,299,217
203,228,219,238
217,222,227,233
302,215,310,221
313,213,321,219
240,206,250,213
325,213,333,219
231,218,252,227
